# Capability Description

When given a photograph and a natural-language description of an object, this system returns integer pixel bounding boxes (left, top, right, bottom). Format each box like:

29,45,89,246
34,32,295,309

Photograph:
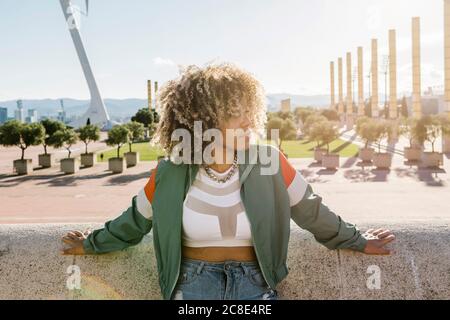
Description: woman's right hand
61,230,91,255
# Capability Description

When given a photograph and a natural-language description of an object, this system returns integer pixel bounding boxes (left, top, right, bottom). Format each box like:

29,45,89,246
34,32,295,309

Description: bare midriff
182,246,257,262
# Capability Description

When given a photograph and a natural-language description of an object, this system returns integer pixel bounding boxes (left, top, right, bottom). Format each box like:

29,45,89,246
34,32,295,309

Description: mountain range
0,94,330,120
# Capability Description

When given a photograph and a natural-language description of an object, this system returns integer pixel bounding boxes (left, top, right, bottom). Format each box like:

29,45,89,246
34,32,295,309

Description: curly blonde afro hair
152,62,267,155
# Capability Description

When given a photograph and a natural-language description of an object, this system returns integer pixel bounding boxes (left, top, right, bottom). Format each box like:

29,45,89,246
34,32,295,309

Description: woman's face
219,112,252,152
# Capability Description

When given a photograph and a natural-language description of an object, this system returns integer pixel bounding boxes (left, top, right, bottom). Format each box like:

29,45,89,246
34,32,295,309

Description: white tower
59,0,110,128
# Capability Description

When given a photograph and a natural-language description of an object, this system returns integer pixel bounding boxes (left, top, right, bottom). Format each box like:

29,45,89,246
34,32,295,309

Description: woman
62,63,395,300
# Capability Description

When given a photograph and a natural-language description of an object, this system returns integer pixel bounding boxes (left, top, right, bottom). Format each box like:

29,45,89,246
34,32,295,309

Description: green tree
372,120,393,153
78,124,100,154
303,113,328,137
422,115,443,153
356,118,378,149
320,109,340,121
0,120,45,160
308,121,325,148
131,108,154,128
266,117,297,149
40,119,66,155
319,121,340,154
294,107,315,124
50,128,79,158
106,125,130,158
125,121,145,152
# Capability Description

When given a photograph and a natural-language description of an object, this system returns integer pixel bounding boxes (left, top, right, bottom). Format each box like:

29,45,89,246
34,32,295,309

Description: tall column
443,0,450,153
357,47,365,116
412,17,422,119
154,81,159,113
330,61,336,110
389,30,398,119
338,57,344,127
346,52,354,129
388,30,399,142
371,39,379,118
147,80,152,112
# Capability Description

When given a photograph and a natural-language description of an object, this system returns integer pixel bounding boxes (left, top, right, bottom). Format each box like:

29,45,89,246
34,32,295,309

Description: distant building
14,100,25,123
0,107,7,124
26,109,38,123
57,99,67,123
280,99,291,113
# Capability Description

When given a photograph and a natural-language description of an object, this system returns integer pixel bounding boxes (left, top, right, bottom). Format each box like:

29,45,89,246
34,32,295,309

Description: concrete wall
0,223,449,300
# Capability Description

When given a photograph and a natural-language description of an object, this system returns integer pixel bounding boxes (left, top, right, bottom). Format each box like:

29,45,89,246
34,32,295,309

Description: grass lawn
97,139,359,162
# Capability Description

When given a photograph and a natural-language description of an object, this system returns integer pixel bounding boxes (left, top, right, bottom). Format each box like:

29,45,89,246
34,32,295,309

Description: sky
0,0,445,100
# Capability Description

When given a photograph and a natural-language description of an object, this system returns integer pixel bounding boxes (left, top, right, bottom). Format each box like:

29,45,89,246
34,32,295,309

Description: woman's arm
278,150,395,255
61,166,157,255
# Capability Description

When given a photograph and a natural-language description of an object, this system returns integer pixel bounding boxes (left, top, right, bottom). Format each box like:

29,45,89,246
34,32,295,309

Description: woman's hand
61,230,91,255
362,228,395,255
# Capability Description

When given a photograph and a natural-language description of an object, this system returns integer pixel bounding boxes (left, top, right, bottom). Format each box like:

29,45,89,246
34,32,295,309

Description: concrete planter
38,154,53,168
422,152,442,168
373,153,392,169
404,147,422,162
60,158,79,174
359,148,374,162
80,153,96,167
314,148,326,162
322,153,339,170
125,152,139,167
108,157,125,173
13,159,33,175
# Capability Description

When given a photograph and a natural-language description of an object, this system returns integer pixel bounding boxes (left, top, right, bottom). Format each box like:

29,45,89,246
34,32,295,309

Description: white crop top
181,166,253,247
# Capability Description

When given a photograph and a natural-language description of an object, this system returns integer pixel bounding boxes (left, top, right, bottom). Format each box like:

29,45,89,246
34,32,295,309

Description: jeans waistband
181,257,261,275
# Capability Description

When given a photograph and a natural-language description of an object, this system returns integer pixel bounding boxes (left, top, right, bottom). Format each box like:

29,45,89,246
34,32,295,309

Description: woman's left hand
362,228,396,255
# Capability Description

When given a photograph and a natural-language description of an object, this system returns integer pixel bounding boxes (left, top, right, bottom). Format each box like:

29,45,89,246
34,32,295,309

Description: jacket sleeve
82,166,157,254
278,150,367,252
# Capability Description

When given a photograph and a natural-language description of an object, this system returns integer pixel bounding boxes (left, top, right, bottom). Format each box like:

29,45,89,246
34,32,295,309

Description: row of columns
329,1,450,152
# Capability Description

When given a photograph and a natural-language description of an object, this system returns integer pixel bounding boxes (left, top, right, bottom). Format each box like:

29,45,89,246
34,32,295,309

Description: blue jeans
170,258,279,300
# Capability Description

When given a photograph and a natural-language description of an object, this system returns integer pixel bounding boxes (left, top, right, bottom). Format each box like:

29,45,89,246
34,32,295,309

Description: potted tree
51,128,79,174
308,121,326,162
372,120,393,169
319,121,340,170
266,116,297,151
78,124,100,167
106,125,129,173
0,120,45,175
39,119,65,168
356,117,377,163
422,115,443,168
303,114,328,162
124,121,145,167
399,117,424,162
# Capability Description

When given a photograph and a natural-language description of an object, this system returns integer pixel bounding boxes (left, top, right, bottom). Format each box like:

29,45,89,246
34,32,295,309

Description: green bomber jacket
83,145,367,300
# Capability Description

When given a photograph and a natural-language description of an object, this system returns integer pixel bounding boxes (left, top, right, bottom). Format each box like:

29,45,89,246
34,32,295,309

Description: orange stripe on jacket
144,167,157,203
279,150,296,188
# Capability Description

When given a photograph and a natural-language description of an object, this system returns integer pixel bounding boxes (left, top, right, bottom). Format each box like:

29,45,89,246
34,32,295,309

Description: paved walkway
0,146,448,225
